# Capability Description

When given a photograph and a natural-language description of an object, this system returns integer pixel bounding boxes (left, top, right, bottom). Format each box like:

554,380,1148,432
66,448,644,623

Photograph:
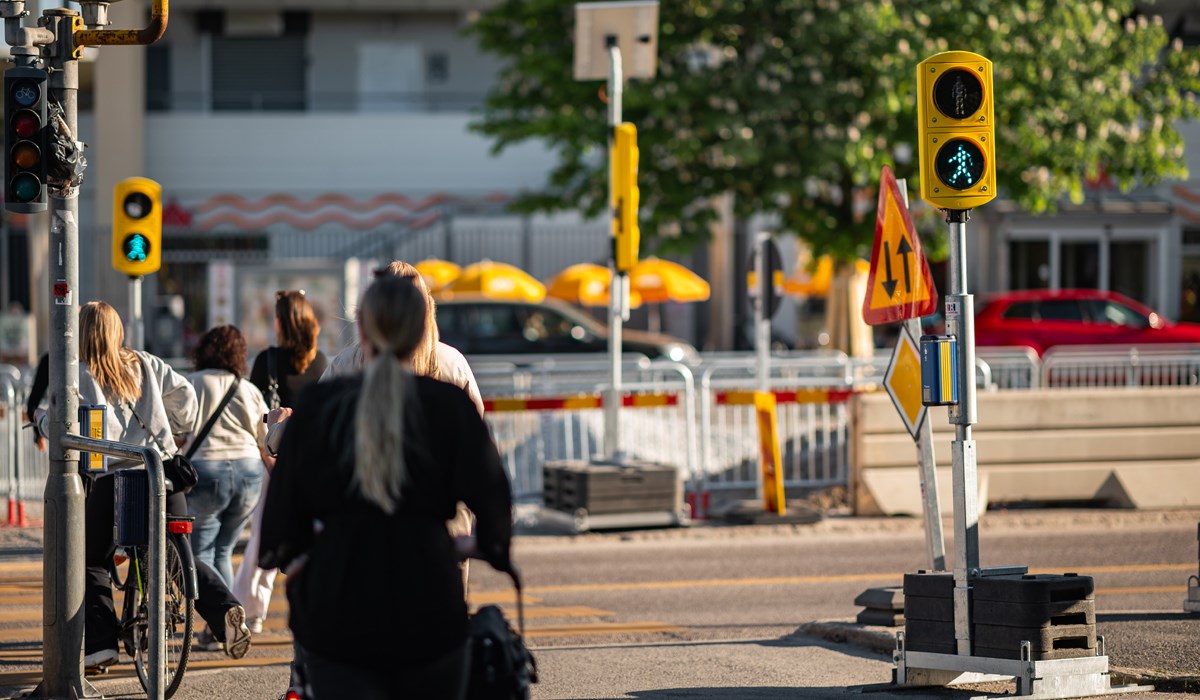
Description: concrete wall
851,387,1200,515
143,113,556,199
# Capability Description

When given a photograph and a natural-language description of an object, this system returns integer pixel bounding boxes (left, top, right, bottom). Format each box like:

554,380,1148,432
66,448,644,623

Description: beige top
183,369,270,462
320,342,484,415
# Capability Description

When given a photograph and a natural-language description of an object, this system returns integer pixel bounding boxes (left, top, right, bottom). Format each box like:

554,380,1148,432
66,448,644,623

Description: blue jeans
186,457,265,588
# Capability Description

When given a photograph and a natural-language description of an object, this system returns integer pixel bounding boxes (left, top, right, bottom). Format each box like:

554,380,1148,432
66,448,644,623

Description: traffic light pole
35,9,88,699
129,276,144,350
604,36,626,462
944,207,979,656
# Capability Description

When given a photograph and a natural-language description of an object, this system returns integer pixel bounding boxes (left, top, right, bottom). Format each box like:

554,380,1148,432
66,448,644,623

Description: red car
973,289,1200,356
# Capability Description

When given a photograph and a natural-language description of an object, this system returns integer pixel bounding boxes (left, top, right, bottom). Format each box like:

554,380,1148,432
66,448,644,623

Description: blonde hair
377,261,440,378
276,291,321,374
353,276,427,514
80,301,141,404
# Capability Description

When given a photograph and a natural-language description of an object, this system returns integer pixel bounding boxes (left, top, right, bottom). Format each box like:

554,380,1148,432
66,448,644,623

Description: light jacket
319,342,484,414
40,350,197,470
182,369,269,462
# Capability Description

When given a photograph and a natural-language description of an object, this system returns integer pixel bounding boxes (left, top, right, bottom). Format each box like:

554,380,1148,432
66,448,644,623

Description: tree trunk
825,261,874,359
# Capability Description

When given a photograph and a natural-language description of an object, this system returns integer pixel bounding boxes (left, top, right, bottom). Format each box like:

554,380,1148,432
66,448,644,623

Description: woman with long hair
260,276,512,699
237,290,328,633
184,326,270,589
249,290,328,409
63,302,251,671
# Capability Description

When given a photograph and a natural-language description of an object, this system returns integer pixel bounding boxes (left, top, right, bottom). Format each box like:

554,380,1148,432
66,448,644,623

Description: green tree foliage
470,0,1200,262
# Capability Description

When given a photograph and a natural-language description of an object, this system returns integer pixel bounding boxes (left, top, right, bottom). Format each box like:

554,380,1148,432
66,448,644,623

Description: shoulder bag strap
127,354,172,457
127,400,171,457
185,377,241,460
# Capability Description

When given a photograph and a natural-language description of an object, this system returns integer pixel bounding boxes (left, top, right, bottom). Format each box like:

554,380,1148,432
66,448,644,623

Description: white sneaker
248,617,264,634
84,648,118,671
224,605,252,659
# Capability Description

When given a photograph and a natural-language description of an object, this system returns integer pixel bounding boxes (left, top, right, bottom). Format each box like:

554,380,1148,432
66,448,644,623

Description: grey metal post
62,435,167,700
944,208,979,656
33,8,89,698
604,37,625,461
129,276,144,351
897,180,946,572
754,233,770,394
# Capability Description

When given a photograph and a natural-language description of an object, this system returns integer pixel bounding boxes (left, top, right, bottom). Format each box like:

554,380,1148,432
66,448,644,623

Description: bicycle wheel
133,537,194,699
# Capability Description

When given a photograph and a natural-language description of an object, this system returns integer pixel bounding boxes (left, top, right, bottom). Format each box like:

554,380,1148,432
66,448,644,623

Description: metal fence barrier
1040,344,1200,388
696,359,855,504
5,343,1200,522
0,364,50,526
476,360,698,505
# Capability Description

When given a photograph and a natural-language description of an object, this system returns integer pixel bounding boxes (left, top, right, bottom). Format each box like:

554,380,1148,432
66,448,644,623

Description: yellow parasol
785,256,869,297
442,260,546,302
547,263,643,309
414,259,461,293
629,258,711,304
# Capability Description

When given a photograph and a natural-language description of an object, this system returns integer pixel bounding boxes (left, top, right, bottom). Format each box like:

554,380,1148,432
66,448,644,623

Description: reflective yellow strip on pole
753,391,786,515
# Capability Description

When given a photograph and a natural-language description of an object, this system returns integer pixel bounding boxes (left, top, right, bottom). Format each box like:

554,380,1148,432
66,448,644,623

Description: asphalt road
469,508,1200,698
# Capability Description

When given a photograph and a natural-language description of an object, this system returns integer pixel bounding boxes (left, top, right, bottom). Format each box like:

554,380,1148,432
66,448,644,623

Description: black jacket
259,375,512,666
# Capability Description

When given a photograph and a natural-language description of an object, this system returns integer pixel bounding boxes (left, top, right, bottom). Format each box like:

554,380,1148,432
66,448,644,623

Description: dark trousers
85,472,242,654
298,643,469,700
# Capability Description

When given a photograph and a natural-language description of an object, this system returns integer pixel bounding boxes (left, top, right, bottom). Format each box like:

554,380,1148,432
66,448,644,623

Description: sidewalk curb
798,620,1200,693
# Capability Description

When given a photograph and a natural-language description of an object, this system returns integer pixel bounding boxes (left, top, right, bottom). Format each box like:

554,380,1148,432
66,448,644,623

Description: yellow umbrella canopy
784,256,868,297
629,258,711,304
547,263,643,308
443,260,546,302
414,259,461,292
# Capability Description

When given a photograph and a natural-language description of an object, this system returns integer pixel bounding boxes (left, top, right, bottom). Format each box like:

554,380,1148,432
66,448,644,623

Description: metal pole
897,180,946,572
754,233,769,394
129,276,143,351
61,436,167,700
604,36,624,462
945,208,978,656
32,8,90,698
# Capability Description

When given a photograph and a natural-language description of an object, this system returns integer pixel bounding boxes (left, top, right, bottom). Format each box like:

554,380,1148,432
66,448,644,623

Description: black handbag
466,564,538,700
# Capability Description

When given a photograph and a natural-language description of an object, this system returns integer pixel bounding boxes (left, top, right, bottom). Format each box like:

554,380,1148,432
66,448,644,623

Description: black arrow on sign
881,241,897,298
897,235,913,294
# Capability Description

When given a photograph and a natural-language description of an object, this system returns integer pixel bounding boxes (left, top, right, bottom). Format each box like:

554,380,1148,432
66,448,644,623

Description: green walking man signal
112,177,162,276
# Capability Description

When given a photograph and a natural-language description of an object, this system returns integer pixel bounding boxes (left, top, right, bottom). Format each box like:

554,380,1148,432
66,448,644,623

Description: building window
211,36,307,111
1008,240,1050,290
426,52,449,84
206,11,310,111
145,43,170,112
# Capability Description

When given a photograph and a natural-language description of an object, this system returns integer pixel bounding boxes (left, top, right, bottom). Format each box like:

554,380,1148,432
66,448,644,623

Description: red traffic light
12,110,39,139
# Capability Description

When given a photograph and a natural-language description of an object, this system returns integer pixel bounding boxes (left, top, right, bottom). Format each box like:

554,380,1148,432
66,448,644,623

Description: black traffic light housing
5,66,49,214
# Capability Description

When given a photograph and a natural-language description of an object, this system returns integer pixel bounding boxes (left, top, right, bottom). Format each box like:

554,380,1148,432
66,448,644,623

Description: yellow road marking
523,621,683,638
522,563,1195,595
1098,585,1187,595
0,656,296,688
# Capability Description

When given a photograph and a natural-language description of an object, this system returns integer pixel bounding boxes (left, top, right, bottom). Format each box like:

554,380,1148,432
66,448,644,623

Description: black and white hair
352,276,427,513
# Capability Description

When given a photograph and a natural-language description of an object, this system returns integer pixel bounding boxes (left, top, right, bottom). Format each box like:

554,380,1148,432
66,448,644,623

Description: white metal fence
0,364,49,524
3,344,1198,521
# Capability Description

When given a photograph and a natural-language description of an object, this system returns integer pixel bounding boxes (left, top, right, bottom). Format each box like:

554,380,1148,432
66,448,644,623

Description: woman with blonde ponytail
259,276,512,699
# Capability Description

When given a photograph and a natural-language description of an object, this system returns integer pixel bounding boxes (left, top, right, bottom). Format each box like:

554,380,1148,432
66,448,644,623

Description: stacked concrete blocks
903,571,1098,661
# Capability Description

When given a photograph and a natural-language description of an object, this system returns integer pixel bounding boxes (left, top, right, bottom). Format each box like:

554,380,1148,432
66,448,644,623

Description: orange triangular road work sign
863,166,938,326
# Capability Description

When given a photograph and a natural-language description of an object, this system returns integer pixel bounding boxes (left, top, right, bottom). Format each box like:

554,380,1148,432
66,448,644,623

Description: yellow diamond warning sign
884,325,926,440
863,165,937,326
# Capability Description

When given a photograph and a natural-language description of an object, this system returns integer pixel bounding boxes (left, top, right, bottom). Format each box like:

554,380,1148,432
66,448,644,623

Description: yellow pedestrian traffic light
112,177,162,277
612,122,640,273
916,51,996,211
